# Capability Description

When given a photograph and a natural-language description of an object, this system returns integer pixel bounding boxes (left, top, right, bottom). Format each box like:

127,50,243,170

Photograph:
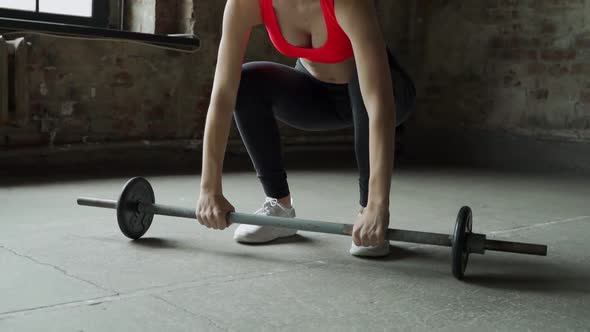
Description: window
0,0,108,27
40,1,93,17
0,0,200,50
0,1,36,12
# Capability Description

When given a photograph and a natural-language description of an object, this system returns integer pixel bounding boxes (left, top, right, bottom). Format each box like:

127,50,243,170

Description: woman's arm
201,0,259,195
197,0,260,230
336,0,396,245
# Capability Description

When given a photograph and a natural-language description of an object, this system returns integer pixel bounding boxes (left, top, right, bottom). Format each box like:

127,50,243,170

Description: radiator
0,36,7,125
0,35,29,127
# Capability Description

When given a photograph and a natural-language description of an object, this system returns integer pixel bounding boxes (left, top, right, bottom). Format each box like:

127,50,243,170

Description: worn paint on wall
125,0,194,35
0,34,206,148
125,0,156,34
1,0,588,156
0,0,411,150
415,0,590,140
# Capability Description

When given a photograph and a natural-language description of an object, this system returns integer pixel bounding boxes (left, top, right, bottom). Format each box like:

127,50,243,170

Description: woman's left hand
352,204,390,247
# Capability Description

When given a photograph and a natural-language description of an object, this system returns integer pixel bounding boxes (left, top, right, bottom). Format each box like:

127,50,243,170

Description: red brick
511,10,519,19
115,57,124,67
531,89,549,100
110,71,134,88
503,69,519,86
484,9,516,22
540,21,557,34
43,67,57,82
527,63,546,75
489,36,541,49
530,0,585,9
572,63,590,75
491,49,538,61
510,23,524,33
5,132,48,147
575,33,590,48
61,118,89,132
499,0,518,8
541,49,576,61
548,64,570,77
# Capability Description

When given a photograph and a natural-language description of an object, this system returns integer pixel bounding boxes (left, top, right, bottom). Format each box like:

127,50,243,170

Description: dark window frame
0,18,201,50
0,0,200,50
0,0,109,28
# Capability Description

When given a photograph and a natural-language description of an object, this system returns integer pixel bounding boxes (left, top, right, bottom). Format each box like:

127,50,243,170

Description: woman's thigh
237,61,353,131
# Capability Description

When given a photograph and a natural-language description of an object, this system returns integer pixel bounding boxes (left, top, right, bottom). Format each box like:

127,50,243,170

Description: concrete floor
1,166,589,331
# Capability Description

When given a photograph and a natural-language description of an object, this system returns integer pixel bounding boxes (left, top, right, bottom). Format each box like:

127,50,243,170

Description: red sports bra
260,0,354,64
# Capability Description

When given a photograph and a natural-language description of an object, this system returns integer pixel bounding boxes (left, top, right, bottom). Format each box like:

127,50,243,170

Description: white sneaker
350,242,390,257
233,198,297,244
349,207,391,257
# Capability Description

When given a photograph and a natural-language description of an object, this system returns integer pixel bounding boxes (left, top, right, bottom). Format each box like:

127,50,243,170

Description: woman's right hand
196,192,235,230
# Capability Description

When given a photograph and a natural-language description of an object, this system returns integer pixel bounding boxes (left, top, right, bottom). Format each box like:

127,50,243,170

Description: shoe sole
350,245,391,258
233,231,298,244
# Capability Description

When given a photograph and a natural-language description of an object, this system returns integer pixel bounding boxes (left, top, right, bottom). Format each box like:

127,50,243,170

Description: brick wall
0,1,412,150
1,0,589,168
0,34,207,149
414,0,590,140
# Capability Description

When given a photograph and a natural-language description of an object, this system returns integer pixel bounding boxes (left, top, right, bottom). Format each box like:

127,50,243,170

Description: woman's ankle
277,195,292,208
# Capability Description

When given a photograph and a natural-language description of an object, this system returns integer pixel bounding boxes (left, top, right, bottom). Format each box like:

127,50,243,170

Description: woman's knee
236,62,268,110
240,62,267,84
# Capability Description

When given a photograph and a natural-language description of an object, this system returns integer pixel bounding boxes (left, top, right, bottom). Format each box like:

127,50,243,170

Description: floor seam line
0,260,328,318
489,215,590,235
0,243,117,294
151,295,234,332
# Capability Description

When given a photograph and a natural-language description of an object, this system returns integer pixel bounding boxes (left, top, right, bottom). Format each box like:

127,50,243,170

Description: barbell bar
77,177,548,280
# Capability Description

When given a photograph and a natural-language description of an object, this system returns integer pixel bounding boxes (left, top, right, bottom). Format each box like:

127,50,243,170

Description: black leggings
234,49,416,207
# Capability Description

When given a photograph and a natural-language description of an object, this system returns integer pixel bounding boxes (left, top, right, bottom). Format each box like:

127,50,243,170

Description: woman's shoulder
227,0,263,27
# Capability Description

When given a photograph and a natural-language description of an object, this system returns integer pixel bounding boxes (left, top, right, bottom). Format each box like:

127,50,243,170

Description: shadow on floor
131,234,316,249
463,254,590,294
130,237,187,249
290,242,587,293
126,236,429,270
0,150,359,187
464,273,589,294
116,236,588,293
128,236,333,268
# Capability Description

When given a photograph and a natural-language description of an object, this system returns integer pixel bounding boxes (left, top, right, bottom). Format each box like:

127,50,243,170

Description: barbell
77,177,548,280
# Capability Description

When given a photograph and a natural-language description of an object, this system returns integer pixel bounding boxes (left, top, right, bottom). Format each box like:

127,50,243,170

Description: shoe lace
255,197,279,215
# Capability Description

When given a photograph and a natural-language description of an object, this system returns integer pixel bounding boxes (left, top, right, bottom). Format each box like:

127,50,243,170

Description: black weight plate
117,177,155,240
452,206,473,280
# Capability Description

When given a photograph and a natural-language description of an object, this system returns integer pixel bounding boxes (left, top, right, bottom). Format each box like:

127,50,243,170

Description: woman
195,0,416,257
